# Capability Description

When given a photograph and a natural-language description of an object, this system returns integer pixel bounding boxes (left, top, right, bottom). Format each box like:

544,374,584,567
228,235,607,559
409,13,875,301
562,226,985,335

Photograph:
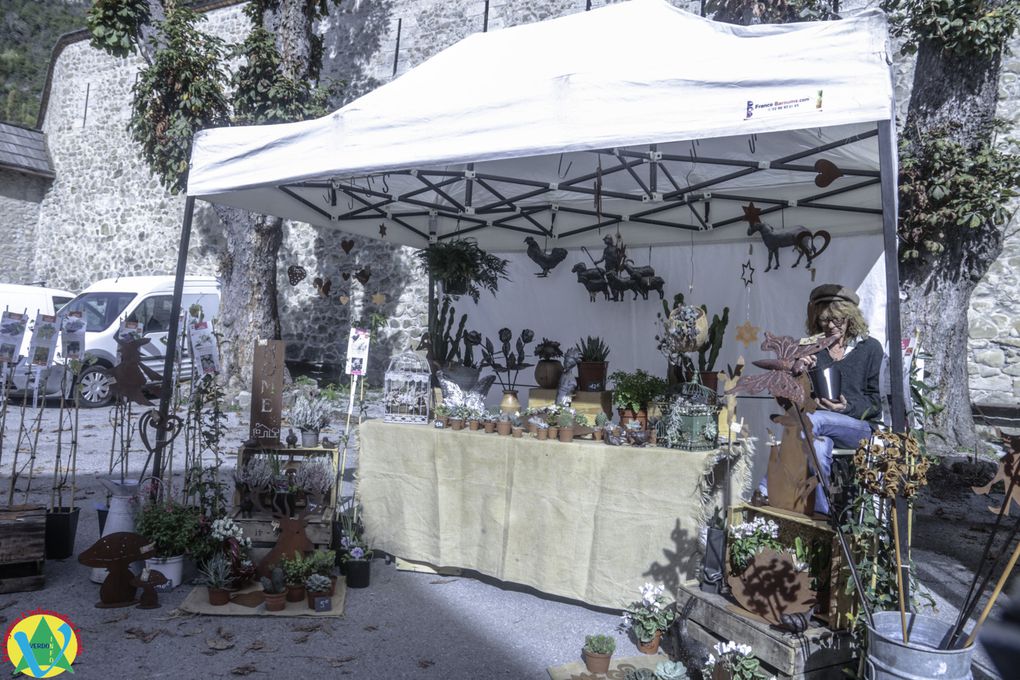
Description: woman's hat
809,284,859,306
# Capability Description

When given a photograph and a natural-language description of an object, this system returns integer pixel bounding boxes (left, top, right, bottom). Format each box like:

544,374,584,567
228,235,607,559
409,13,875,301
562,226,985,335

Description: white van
10,276,220,406
0,282,75,357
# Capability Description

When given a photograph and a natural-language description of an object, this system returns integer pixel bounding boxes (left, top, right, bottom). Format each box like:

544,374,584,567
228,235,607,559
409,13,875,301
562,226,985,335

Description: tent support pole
878,120,911,609
152,195,195,492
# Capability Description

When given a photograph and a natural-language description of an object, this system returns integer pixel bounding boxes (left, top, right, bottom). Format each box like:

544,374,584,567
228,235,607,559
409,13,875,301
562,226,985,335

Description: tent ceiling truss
284,127,880,242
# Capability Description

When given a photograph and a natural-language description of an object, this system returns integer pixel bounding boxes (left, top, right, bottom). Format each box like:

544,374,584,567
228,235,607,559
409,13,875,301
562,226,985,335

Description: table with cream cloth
358,420,751,609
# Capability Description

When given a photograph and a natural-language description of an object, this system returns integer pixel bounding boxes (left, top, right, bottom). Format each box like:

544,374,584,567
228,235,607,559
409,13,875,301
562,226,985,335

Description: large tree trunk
899,36,1006,454
214,207,283,395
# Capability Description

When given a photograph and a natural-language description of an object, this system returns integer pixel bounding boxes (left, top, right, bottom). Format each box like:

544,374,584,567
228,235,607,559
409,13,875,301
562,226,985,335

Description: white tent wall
463,231,887,487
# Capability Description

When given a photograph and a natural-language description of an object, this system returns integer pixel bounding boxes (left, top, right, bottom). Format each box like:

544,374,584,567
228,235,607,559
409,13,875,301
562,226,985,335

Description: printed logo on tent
3,610,80,677
744,91,820,120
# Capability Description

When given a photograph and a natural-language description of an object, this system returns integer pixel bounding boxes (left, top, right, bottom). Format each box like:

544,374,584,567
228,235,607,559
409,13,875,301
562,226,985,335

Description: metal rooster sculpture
523,236,568,277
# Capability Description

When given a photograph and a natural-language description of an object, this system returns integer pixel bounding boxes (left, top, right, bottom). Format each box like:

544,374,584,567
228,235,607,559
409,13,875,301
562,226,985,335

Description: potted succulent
530,417,550,440
260,566,287,611
510,413,524,438
136,498,201,591
288,378,337,447
480,328,535,413
449,405,466,431
575,336,610,391
305,573,332,610
619,583,675,654
496,412,513,436
656,294,728,390
533,337,564,389
280,550,312,602
198,553,233,606
655,660,689,680
582,634,616,674
594,412,609,441
556,410,575,443
610,370,668,429
433,403,450,427
482,409,498,433
307,549,338,595
416,237,510,301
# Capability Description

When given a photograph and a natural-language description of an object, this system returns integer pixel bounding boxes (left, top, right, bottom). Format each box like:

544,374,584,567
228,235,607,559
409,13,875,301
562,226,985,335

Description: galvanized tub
866,611,974,680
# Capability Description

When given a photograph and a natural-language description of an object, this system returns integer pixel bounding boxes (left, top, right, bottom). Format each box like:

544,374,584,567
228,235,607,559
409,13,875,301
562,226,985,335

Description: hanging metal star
735,320,760,348
742,202,763,227
378,223,387,238
371,293,386,305
741,259,755,287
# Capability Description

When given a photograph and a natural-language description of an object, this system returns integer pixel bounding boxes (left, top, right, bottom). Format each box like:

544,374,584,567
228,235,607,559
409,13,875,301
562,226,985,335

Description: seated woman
757,284,882,516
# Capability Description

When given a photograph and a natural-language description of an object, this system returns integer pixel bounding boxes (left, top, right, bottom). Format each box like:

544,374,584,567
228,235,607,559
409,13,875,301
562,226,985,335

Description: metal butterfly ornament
728,332,837,405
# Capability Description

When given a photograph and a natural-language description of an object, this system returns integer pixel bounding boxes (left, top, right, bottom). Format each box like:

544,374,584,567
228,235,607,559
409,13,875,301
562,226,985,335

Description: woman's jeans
758,410,873,515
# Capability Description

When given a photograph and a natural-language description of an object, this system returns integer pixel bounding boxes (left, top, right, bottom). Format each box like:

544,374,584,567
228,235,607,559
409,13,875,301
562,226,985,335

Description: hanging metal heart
287,265,306,286
338,294,350,305
340,239,355,254
138,409,185,454
813,159,843,188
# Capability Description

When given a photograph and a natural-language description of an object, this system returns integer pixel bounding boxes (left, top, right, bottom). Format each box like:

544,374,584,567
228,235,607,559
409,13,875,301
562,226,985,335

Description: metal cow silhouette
110,335,160,407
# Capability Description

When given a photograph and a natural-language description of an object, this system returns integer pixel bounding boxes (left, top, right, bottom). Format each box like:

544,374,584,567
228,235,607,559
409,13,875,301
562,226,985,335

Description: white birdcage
383,352,432,424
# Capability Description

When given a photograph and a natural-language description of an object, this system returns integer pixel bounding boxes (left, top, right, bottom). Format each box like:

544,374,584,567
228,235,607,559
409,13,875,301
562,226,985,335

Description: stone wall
0,168,46,284
8,0,1020,401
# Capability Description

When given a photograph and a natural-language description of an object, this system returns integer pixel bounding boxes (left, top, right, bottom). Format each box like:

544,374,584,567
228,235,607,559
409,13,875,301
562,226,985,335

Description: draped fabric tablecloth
358,421,751,608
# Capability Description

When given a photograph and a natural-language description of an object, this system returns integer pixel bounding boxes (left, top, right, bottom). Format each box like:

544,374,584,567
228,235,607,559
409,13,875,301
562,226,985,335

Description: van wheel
78,365,114,408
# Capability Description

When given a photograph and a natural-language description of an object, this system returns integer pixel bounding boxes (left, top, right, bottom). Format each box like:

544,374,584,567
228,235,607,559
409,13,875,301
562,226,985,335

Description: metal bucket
866,612,974,680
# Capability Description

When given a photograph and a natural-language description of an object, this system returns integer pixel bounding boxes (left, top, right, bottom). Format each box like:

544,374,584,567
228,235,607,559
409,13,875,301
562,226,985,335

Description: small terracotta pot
527,421,538,435
511,426,524,438
536,428,548,441
468,420,480,431
307,590,330,610
286,584,306,602
636,629,662,654
208,587,230,606
497,421,512,436
449,418,464,431
593,429,604,441
583,649,613,674
558,427,574,443
548,426,559,439
263,591,286,611
648,430,658,446
483,421,496,433
329,575,337,596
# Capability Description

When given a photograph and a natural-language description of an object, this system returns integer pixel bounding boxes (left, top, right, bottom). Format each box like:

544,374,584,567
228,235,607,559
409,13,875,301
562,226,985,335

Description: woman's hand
802,354,817,369
818,395,848,412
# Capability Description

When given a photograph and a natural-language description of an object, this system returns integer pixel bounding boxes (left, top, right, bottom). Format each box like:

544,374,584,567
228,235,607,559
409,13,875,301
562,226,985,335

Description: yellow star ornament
735,320,760,348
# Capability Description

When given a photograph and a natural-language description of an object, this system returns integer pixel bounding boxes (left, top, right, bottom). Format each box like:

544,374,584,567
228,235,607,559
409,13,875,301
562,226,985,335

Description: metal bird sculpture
523,236,568,277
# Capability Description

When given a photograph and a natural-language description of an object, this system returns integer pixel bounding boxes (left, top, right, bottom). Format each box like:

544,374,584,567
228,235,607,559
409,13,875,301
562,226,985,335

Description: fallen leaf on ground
293,633,310,644
328,656,356,667
125,627,161,643
176,625,203,638
291,622,322,633
429,578,458,585
363,624,377,632
217,626,235,641
418,659,435,669
102,612,130,624
245,639,265,652
231,663,259,675
207,637,236,651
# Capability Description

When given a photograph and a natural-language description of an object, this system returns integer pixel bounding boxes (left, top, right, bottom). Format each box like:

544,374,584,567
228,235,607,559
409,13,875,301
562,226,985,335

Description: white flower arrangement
210,517,253,549
704,639,774,680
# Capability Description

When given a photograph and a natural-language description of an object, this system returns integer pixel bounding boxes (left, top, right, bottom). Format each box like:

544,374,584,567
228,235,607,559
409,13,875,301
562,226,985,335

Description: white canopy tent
154,0,907,498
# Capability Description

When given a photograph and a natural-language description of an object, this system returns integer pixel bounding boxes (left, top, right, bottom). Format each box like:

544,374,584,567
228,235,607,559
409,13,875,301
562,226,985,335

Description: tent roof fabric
187,0,893,250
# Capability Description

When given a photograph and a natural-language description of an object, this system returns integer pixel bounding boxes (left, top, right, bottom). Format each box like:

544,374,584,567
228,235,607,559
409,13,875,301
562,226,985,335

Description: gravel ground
0,399,1009,679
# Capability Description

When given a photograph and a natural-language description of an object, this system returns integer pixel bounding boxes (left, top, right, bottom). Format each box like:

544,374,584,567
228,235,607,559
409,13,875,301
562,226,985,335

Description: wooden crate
679,582,854,680
0,505,45,593
728,503,855,630
233,506,333,549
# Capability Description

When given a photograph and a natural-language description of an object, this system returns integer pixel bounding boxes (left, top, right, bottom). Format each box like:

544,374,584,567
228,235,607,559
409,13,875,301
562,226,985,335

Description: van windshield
61,292,137,332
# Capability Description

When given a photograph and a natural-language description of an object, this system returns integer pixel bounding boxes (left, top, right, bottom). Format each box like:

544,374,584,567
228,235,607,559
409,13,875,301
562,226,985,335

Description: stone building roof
0,122,54,178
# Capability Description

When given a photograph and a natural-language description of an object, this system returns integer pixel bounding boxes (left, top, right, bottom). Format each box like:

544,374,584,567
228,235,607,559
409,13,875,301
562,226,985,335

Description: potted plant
305,573,332,610
198,553,233,606
702,641,772,680
421,296,485,392
496,412,512,436
530,417,550,440
208,516,256,587
594,412,609,441
433,403,450,427
482,409,498,433
136,498,201,591
260,566,286,611
480,328,535,413
556,410,575,443
582,634,616,674
510,413,524,438
294,456,335,509
288,377,337,447
656,294,728,390
416,237,510,301
619,583,675,654
307,549,338,595
533,337,564,389
339,508,373,589
655,660,689,680
610,370,667,429
575,336,610,391
280,550,312,602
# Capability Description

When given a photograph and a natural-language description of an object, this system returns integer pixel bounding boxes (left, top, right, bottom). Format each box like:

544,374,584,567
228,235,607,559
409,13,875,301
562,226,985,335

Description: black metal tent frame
265,128,883,244
150,120,909,610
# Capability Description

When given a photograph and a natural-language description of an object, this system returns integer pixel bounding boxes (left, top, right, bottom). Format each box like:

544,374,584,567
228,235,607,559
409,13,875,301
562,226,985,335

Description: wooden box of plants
233,445,339,549
728,503,855,630
0,505,46,593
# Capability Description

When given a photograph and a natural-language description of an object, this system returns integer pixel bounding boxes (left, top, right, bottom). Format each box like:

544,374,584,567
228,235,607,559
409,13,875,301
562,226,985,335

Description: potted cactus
582,634,616,674
594,412,609,441
556,410,575,442
260,566,286,611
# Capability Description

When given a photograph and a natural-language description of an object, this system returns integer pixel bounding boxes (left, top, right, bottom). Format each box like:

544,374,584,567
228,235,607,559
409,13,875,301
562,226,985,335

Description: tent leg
151,195,196,490
878,119,911,609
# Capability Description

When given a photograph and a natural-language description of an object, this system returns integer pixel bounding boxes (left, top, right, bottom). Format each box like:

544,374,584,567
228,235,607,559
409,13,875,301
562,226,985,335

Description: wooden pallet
233,507,334,549
729,503,855,630
0,505,45,593
678,582,854,680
